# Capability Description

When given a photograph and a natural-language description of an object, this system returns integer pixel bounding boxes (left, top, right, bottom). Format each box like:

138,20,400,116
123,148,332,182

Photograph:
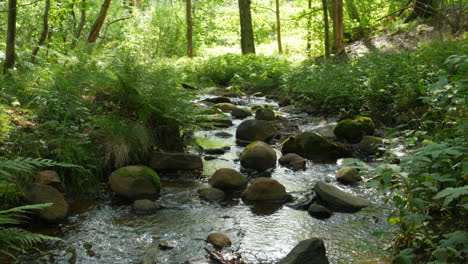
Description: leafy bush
285,40,466,125
193,54,291,94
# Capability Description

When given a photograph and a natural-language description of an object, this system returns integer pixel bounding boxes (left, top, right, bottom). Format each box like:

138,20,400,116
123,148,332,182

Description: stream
17,94,394,264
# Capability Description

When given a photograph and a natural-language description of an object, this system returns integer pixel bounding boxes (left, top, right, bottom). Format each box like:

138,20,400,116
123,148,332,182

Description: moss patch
115,165,161,189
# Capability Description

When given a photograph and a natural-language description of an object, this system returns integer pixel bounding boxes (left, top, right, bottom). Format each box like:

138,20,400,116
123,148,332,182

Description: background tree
275,0,282,54
330,0,345,56
31,0,51,63
186,0,193,57
238,0,256,54
4,0,17,73
322,0,331,58
72,0,87,48
87,0,112,43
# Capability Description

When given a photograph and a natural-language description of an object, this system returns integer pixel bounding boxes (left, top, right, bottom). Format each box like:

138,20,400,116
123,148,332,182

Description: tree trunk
238,0,256,54
31,0,51,63
345,0,360,22
405,0,436,22
306,0,312,55
322,0,331,58
4,0,17,73
87,0,112,43
330,0,345,56
186,0,193,58
72,0,87,48
275,0,282,54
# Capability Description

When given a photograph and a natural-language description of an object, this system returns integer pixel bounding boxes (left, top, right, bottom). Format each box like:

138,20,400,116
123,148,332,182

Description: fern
0,157,80,179
0,203,61,259
433,186,468,207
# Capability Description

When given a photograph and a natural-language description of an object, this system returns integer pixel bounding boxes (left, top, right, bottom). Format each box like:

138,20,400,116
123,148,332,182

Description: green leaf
409,198,426,211
433,186,468,207
395,248,417,264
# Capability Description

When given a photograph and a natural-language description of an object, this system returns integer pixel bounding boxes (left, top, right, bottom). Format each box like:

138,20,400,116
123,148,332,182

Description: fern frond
0,227,60,251
0,203,52,225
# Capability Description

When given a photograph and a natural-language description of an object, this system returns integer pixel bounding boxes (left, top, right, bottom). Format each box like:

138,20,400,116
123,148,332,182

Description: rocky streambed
17,92,394,264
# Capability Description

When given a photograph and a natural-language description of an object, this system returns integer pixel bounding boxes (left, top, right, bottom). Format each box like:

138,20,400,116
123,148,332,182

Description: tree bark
186,0,193,58
322,0,330,58
330,0,345,56
238,0,256,54
72,0,87,48
275,0,282,54
4,0,17,73
31,0,51,63
87,0,112,43
306,0,312,55
405,0,436,22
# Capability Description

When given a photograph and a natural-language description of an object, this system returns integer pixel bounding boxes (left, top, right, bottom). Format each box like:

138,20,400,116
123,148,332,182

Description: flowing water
17,95,394,264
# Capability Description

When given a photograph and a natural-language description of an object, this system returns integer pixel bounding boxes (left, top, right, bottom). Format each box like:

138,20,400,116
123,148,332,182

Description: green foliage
286,40,466,125
0,203,60,259
193,54,291,93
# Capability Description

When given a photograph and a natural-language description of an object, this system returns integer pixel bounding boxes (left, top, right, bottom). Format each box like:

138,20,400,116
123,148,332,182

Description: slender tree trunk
31,0,51,63
306,0,312,55
238,0,256,54
87,0,112,43
322,0,331,58
405,0,436,22
275,0,282,54
330,0,345,56
345,0,360,22
72,0,87,48
186,0,193,58
4,0,17,73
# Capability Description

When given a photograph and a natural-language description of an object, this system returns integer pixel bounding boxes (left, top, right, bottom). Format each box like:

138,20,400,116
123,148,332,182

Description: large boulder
236,119,277,142
333,116,375,143
281,131,350,161
149,151,203,171
209,168,247,191
198,188,226,202
314,182,369,212
231,108,252,119
27,183,69,222
207,233,232,248
279,153,306,169
357,136,384,154
241,177,287,201
35,170,65,192
240,141,277,171
278,238,330,264
336,167,361,184
109,165,161,200
255,108,275,121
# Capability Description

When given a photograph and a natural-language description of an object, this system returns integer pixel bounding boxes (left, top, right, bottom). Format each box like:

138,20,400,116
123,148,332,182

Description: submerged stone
278,238,330,264
314,182,369,212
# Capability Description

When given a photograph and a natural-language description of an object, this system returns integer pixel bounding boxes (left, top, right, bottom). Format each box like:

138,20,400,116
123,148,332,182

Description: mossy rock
240,141,277,171
281,131,350,161
109,165,161,200
333,116,375,143
354,116,375,135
